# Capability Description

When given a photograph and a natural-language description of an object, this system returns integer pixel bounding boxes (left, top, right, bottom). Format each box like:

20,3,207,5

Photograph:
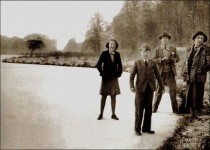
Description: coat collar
104,50,117,63
159,45,173,57
140,59,151,68
186,44,205,61
105,50,118,55
160,44,170,50
187,44,206,51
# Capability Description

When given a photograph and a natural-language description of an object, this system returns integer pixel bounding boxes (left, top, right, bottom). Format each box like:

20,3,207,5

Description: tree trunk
30,49,34,57
192,1,196,32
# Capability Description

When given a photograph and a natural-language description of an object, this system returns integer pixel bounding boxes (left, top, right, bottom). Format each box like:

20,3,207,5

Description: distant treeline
83,0,210,54
1,34,57,55
112,1,210,50
1,1,209,55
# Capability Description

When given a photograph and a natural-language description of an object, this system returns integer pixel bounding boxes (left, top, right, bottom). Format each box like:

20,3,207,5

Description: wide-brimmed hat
159,32,171,40
192,31,208,42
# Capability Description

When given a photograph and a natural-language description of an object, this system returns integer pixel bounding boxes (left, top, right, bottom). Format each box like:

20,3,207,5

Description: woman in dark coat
96,39,123,120
182,31,210,116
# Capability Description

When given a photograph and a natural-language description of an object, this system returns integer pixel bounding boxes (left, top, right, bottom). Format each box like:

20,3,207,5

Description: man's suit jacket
130,59,164,93
96,50,122,78
153,46,180,76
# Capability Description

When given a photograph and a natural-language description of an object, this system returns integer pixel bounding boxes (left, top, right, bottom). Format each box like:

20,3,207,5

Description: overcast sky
1,1,123,50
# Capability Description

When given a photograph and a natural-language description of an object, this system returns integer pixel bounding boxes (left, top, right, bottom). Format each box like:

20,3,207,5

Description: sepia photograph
1,0,210,149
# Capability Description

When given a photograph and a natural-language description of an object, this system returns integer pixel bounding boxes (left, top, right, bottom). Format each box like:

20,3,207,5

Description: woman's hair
105,39,119,50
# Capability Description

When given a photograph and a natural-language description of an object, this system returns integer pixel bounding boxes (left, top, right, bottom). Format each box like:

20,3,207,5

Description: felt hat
192,31,208,42
159,32,171,40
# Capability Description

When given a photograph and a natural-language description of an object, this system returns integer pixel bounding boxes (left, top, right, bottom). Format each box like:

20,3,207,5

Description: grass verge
158,104,210,150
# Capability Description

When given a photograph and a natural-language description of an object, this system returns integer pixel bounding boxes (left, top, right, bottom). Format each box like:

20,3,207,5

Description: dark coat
153,45,180,75
130,59,164,93
96,50,123,79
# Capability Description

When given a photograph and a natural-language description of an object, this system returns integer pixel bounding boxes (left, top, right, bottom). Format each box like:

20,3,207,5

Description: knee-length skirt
99,77,120,96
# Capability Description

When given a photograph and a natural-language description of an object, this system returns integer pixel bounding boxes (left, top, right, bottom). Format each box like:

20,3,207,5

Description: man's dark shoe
135,131,141,136
173,111,180,114
97,114,103,120
152,110,157,113
111,114,119,120
142,130,155,134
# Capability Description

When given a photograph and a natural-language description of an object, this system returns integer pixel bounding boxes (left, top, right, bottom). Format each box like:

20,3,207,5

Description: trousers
153,72,178,112
135,83,153,132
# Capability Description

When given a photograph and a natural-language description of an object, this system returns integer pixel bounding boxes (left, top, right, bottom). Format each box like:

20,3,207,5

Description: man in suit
152,32,180,114
130,44,164,136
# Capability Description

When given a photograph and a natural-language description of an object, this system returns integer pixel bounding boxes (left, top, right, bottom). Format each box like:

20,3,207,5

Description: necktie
145,60,148,67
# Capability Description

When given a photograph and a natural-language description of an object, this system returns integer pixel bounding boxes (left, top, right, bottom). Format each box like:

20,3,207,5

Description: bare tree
83,12,105,54
112,0,140,51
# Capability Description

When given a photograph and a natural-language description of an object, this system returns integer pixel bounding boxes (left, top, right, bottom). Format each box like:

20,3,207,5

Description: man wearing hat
152,32,180,114
182,31,210,116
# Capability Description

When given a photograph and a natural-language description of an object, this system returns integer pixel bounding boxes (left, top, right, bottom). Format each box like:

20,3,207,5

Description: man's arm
169,47,180,64
173,47,180,63
154,62,164,92
152,47,163,64
130,62,137,92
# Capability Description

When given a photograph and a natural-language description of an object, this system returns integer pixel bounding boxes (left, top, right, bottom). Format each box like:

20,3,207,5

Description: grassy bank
1,51,135,72
158,103,210,150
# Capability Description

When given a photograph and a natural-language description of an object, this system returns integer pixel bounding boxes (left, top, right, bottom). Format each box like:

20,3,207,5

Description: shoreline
1,55,133,72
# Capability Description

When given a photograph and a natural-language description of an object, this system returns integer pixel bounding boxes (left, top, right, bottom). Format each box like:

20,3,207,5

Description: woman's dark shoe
97,114,103,120
111,114,119,120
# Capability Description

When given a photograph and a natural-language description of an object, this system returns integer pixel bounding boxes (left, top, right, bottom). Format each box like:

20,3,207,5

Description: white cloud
1,1,123,50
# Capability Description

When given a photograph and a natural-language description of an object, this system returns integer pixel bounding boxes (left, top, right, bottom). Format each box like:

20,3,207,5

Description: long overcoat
182,44,210,83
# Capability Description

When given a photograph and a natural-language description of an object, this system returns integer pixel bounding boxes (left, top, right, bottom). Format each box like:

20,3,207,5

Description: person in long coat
130,44,164,136
152,32,180,114
182,31,210,116
96,39,123,120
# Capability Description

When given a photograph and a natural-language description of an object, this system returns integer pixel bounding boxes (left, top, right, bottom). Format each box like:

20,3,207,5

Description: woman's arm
117,53,123,77
96,52,104,76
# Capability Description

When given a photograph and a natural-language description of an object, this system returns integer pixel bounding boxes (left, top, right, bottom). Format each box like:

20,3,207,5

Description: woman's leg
100,95,107,115
111,95,119,120
111,95,116,115
98,95,107,120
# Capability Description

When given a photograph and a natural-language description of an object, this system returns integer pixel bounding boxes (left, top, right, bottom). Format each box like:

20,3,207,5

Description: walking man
152,32,180,114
